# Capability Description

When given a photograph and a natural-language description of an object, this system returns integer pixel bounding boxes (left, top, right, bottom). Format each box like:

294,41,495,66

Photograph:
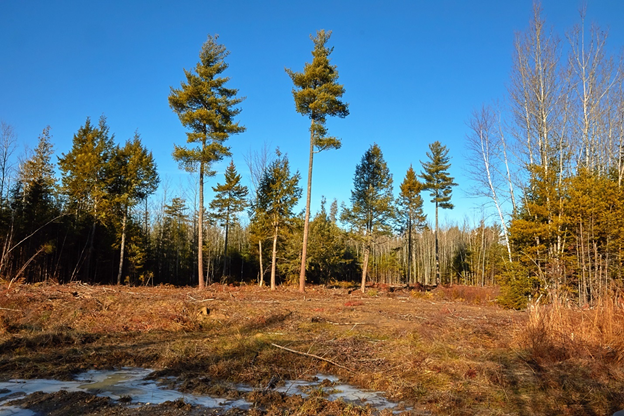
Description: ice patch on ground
0,368,250,414
0,369,408,414
277,374,409,412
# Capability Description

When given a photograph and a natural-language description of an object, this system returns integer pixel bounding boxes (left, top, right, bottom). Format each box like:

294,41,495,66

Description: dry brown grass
1,281,623,415
519,297,624,363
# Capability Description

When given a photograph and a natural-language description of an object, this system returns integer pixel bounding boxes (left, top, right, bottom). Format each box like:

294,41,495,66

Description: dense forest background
1,4,623,309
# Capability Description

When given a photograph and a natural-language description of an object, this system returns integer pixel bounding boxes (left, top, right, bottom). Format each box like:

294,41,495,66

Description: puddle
277,374,408,412
0,369,407,415
0,368,250,415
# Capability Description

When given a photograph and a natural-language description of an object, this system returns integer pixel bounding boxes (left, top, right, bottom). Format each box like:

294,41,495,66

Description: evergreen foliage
342,144,394,292
286,29,349,292
210,160,248,279
420,141,456,210
3,127,60,281
18,126,56,199
58,116,115,222
420,141,457,285
108,134,159,284
397,165,426,283
159,197,193,285
253,150,301,290
168,35,245,289
58,116,115,281
306,197,353,284
286,29,349,153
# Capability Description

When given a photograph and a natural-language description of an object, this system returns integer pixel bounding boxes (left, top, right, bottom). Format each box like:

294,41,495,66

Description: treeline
4,3,623,309
0,117,505,289
467,4,624,307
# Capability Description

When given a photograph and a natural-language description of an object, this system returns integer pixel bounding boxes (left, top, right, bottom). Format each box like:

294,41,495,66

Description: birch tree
466,106,513,261
0,122,17,204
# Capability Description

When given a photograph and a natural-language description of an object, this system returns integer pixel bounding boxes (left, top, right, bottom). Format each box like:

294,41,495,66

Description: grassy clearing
1,281,623,415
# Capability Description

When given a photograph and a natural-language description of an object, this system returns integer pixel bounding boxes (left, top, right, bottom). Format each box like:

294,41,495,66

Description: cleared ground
1,282,623,415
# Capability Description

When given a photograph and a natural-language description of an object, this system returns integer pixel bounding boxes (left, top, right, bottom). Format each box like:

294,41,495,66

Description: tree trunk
299,124,315,293
407,218,412,284
198,164,205,289
435,201,440,286
223,210,230,279
259,240,264,287
271,225,278,290
86,221,96,282
361,240,370,293
116,206,128,285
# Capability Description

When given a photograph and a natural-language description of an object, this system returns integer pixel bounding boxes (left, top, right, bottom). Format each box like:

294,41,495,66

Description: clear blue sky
1,0,623,226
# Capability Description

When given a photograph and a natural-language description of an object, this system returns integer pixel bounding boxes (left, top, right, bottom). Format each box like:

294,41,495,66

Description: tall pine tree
169,35,245,289
286,29,349,293
420,141,456,285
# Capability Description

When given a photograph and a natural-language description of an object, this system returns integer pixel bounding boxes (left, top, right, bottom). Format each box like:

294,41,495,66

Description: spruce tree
108,134,159,285
169,35,245,289
307,197,347,283
420,141,457,285
58,116,115,281
286,29,349,293
18,127,56,199
342,144,394,292
209,160,248,279
162,197,192,284
254,150,301,290
397,165,426,284
6,127,59,281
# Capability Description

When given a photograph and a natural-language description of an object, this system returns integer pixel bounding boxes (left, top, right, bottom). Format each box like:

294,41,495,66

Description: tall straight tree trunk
223,209,230,278
116,206,128,285
435,201,440,286
271,225,278,290
299,124,315,293
258,240,264,287
143,197,150,277
407,218,412,284
198,164,205,289
86,219,97,282
361,243,370,293
412,234,417,284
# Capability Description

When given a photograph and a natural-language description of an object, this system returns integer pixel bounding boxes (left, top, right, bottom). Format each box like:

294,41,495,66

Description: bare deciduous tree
465,105,513,261
0,122,17,203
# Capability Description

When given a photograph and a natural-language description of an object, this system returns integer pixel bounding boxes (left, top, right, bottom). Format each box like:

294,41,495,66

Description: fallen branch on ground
188,295,215,302
270,343,354,372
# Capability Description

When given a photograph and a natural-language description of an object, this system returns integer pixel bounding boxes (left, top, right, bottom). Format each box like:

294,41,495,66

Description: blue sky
1,0,624,226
